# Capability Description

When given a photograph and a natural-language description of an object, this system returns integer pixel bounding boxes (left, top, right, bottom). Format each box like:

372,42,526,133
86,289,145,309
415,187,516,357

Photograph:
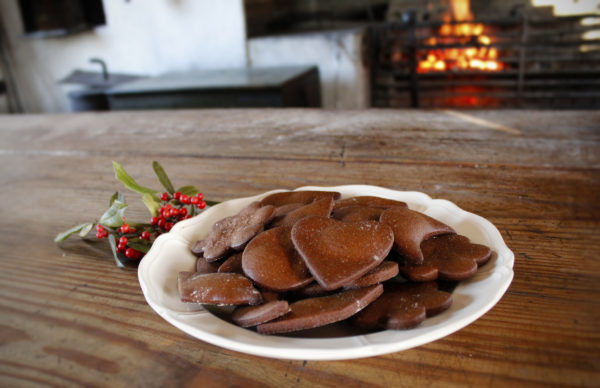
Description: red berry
150,216,159,225
120,223,130,233
174,192,181,200
141,231,150,240
161,192,170,201
129,227,136,233
96,232,104,239
125,248,139,259
118,242,127,251
102,230,108,238
185,215,192,219
157,218,166,229
180,195,190,204
119,236,128,245
95,224,104,232
165,222,174,231
197,201,206,209
179,207,188,217
190,197,199,205
196,193,204,200
161,205,171,214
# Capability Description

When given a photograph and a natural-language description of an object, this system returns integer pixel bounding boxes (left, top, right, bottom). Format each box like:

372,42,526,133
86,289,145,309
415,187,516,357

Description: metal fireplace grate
370,13,600,109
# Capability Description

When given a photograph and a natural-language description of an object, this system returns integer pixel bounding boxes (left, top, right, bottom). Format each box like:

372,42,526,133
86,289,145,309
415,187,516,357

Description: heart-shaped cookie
291,216,394,290
242,226,313,292
400,234,492,281
380,207,455,265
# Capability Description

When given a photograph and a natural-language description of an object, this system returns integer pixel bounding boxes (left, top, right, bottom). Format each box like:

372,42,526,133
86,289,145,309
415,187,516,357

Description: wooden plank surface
0,109,598,387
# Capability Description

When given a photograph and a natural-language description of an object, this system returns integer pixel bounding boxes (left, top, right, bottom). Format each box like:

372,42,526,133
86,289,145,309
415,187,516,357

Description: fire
418,0,504,73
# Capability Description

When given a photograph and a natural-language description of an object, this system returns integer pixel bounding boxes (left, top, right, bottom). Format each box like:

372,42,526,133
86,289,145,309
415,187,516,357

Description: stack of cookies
178,190,492,335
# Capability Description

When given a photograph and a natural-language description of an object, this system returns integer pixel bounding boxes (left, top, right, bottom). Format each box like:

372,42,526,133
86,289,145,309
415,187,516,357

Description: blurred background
0,0,598,113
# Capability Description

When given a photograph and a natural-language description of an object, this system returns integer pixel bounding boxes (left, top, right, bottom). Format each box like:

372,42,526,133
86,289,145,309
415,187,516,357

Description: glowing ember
418,0,504,73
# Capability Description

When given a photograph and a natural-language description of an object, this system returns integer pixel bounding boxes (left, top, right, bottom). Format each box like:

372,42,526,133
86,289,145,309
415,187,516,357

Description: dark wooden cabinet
104,66,321,110
18,0,105,37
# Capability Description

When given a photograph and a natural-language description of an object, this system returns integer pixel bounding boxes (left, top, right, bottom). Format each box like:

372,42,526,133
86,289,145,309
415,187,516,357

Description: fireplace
370,1,600,109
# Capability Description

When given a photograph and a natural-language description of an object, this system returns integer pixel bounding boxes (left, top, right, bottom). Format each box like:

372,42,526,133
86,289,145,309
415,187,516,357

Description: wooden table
0,109,598,387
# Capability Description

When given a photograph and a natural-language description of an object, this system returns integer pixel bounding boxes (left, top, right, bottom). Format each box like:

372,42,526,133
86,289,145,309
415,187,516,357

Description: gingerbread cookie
344,261,399,289
200,202,275,261
269,203,304,226
232,300,291,328
380,207,455,264
291,216,394,290
401,234,492,282
217,252,244,274
270,197,334,229
333,196,407,210
256,284,383,334
294,282,329,297
242,226,313,292
191,239,205,257
260,190,340,208
178,272,262,305
352,281,452,329
331,205,384,222
196,257,220,274
295,261,399,294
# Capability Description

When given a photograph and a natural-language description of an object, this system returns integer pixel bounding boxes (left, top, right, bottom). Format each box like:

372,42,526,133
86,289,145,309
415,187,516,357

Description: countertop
0,109,598,387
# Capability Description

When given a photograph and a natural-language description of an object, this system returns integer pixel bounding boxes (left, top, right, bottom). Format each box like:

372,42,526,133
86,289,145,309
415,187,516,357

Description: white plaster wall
1,0,247,112
248,29,370,109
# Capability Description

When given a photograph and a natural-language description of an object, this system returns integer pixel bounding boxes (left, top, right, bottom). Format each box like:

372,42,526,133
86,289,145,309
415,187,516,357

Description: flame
418,0,504,73
449,0,473,21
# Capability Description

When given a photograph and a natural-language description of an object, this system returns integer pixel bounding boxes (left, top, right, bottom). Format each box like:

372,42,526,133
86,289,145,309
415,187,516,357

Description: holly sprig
55,161,217,267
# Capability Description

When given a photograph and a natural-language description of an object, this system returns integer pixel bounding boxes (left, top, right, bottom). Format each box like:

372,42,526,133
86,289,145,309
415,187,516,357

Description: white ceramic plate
138,185,514,360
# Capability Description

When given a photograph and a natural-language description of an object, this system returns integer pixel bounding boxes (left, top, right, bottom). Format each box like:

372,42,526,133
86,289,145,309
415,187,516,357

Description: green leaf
78,223,94,238
127,222,151,230
204,200,220,206
99,200,128,228
127,241,151,253
108,234,125,268
152,161,175,194
176,185,199,196
112,161,158,197
109,192,126,206
141,193,161,217
54,223,91,243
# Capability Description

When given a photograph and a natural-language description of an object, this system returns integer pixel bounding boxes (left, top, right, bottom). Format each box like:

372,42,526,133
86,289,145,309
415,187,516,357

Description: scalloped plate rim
138,185,514,360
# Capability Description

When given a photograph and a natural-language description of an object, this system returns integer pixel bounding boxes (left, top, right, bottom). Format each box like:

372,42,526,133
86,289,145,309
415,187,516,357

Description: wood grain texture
0,109,598,387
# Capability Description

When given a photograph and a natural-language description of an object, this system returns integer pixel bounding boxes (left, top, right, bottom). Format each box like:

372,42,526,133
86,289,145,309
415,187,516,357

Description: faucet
89,58,109,81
